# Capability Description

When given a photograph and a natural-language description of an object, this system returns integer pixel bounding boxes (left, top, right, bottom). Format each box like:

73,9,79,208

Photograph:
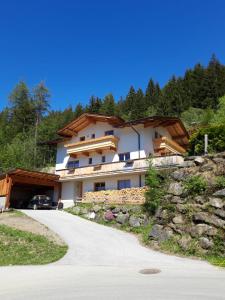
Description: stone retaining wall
82,187,147,204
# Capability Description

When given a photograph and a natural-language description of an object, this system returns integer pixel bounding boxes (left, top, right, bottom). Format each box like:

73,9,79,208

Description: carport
0,169,61,209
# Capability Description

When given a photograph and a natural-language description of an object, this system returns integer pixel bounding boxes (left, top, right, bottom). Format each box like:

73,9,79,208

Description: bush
215,176,225,189
184,175,207,195
189,124,225,155
144,164,165,215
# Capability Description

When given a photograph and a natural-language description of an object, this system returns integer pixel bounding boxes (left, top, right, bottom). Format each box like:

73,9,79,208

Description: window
105,130,114,136
118,179,131,190
88,157,92,165
80,136,85,141
102,156,106,163
67,160,79,169
154,131,162,139
91,133,95,139
119,152,130,161
94,182,105,191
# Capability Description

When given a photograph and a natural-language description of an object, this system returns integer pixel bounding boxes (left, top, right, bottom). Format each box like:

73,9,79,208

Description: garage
0,169,61,209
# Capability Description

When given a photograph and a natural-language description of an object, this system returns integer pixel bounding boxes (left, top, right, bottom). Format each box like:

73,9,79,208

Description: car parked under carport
0,169,61,209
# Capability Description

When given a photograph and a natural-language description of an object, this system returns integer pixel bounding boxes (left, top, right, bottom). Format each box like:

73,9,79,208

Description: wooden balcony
56,155,184,180
64,135,119,158
153,137,186,155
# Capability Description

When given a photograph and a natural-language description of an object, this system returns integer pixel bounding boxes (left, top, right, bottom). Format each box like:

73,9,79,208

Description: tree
33,82,50,166
87,96,102,114
9,81,35,134
74,103,84,118
100,94,116,116
210,95,225,125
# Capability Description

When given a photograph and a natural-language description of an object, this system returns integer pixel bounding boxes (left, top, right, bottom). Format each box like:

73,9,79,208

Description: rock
72,206,81,215
121,207,129,214
86,212,96,220
213,189,225,197
178,236,192,251
80,207,88,215
168,182,184,196
214,209,225,219
189,224,211,237
193,212,225,228
199,237,214,250
194,196,205,204
181,161,196,168
116,213,129,224
194,156,205,165
112,207,121,214
199,163,214,172
176,204,186,213
209,197,224,209
172,215,184,224
129,216,140,227
92,205,102,213
171,196,184,204
171,170,186,181
104,211,115,221
149,225,173,242
206,227,218,236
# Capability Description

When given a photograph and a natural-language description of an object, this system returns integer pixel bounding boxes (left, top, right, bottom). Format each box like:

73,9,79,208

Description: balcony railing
64,135,119,158
56,155,184,180
153,137,186,155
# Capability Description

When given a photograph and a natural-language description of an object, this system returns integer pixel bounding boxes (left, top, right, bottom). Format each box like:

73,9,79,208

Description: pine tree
100,93,116,116
74,103,84,118
88,96,102,114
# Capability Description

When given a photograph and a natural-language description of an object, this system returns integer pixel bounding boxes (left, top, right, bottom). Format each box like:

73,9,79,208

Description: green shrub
184,175,207,195
215,176,225,189
144,164,165,215
189,124,225,155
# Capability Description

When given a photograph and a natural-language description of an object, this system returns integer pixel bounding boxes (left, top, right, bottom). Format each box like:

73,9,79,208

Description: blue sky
0,0,225,111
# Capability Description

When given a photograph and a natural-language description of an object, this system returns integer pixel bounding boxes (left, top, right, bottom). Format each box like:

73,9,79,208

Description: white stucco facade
55,118,185,207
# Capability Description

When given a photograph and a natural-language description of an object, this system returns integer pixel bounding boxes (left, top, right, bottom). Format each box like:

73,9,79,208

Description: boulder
171,196,184,204
176,204,186,213
116,213,129,224
193,212,225,228
86,212,96,220
168,182,184,196
181,161,196,168
209,197,224,209
129,216,140,227
194,196,205,204
112,207,121,214
172,215,184,224
92,205,102,213
149,225,173,242
178,235,192,251
213,189,225,198
72,206,81,215
171,169,186,181
189,224,211,237
199,237,214,250
214,209,225,219
80,207,88,215
104,211,115,221
194,156,205,165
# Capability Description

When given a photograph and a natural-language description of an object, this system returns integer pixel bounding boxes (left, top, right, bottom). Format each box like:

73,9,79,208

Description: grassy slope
0,224,67,266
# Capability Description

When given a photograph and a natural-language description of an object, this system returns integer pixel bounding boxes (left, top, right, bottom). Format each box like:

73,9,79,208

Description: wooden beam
82,152,89,157
5,176,12,209
96,150,103,155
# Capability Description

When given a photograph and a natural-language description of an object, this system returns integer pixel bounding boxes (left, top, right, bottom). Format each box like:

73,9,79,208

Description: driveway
0,210,224,300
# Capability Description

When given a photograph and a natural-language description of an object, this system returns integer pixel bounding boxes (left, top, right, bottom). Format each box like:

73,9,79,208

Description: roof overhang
57,113,124,137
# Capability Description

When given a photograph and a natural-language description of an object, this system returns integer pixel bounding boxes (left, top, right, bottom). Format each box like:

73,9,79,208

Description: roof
116,115,189,147
57,113,189,147
0,168,59,182
57,113,124,137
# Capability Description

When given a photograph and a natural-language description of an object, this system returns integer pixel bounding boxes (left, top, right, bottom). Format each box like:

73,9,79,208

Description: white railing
56,155,184,180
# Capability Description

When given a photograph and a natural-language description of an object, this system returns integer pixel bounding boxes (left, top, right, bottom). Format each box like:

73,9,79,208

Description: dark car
28,195,53,210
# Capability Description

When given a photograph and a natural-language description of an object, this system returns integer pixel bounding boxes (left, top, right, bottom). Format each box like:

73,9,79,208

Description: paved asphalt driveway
0,210,224,300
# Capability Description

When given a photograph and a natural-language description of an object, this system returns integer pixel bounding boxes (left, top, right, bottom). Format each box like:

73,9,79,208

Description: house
55,113,189,207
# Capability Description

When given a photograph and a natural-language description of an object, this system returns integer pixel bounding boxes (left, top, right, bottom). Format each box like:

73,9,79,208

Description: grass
0,224,68,266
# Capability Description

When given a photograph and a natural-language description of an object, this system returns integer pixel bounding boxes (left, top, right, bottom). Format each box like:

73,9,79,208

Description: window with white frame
119,152,130,161
67,160,79,169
